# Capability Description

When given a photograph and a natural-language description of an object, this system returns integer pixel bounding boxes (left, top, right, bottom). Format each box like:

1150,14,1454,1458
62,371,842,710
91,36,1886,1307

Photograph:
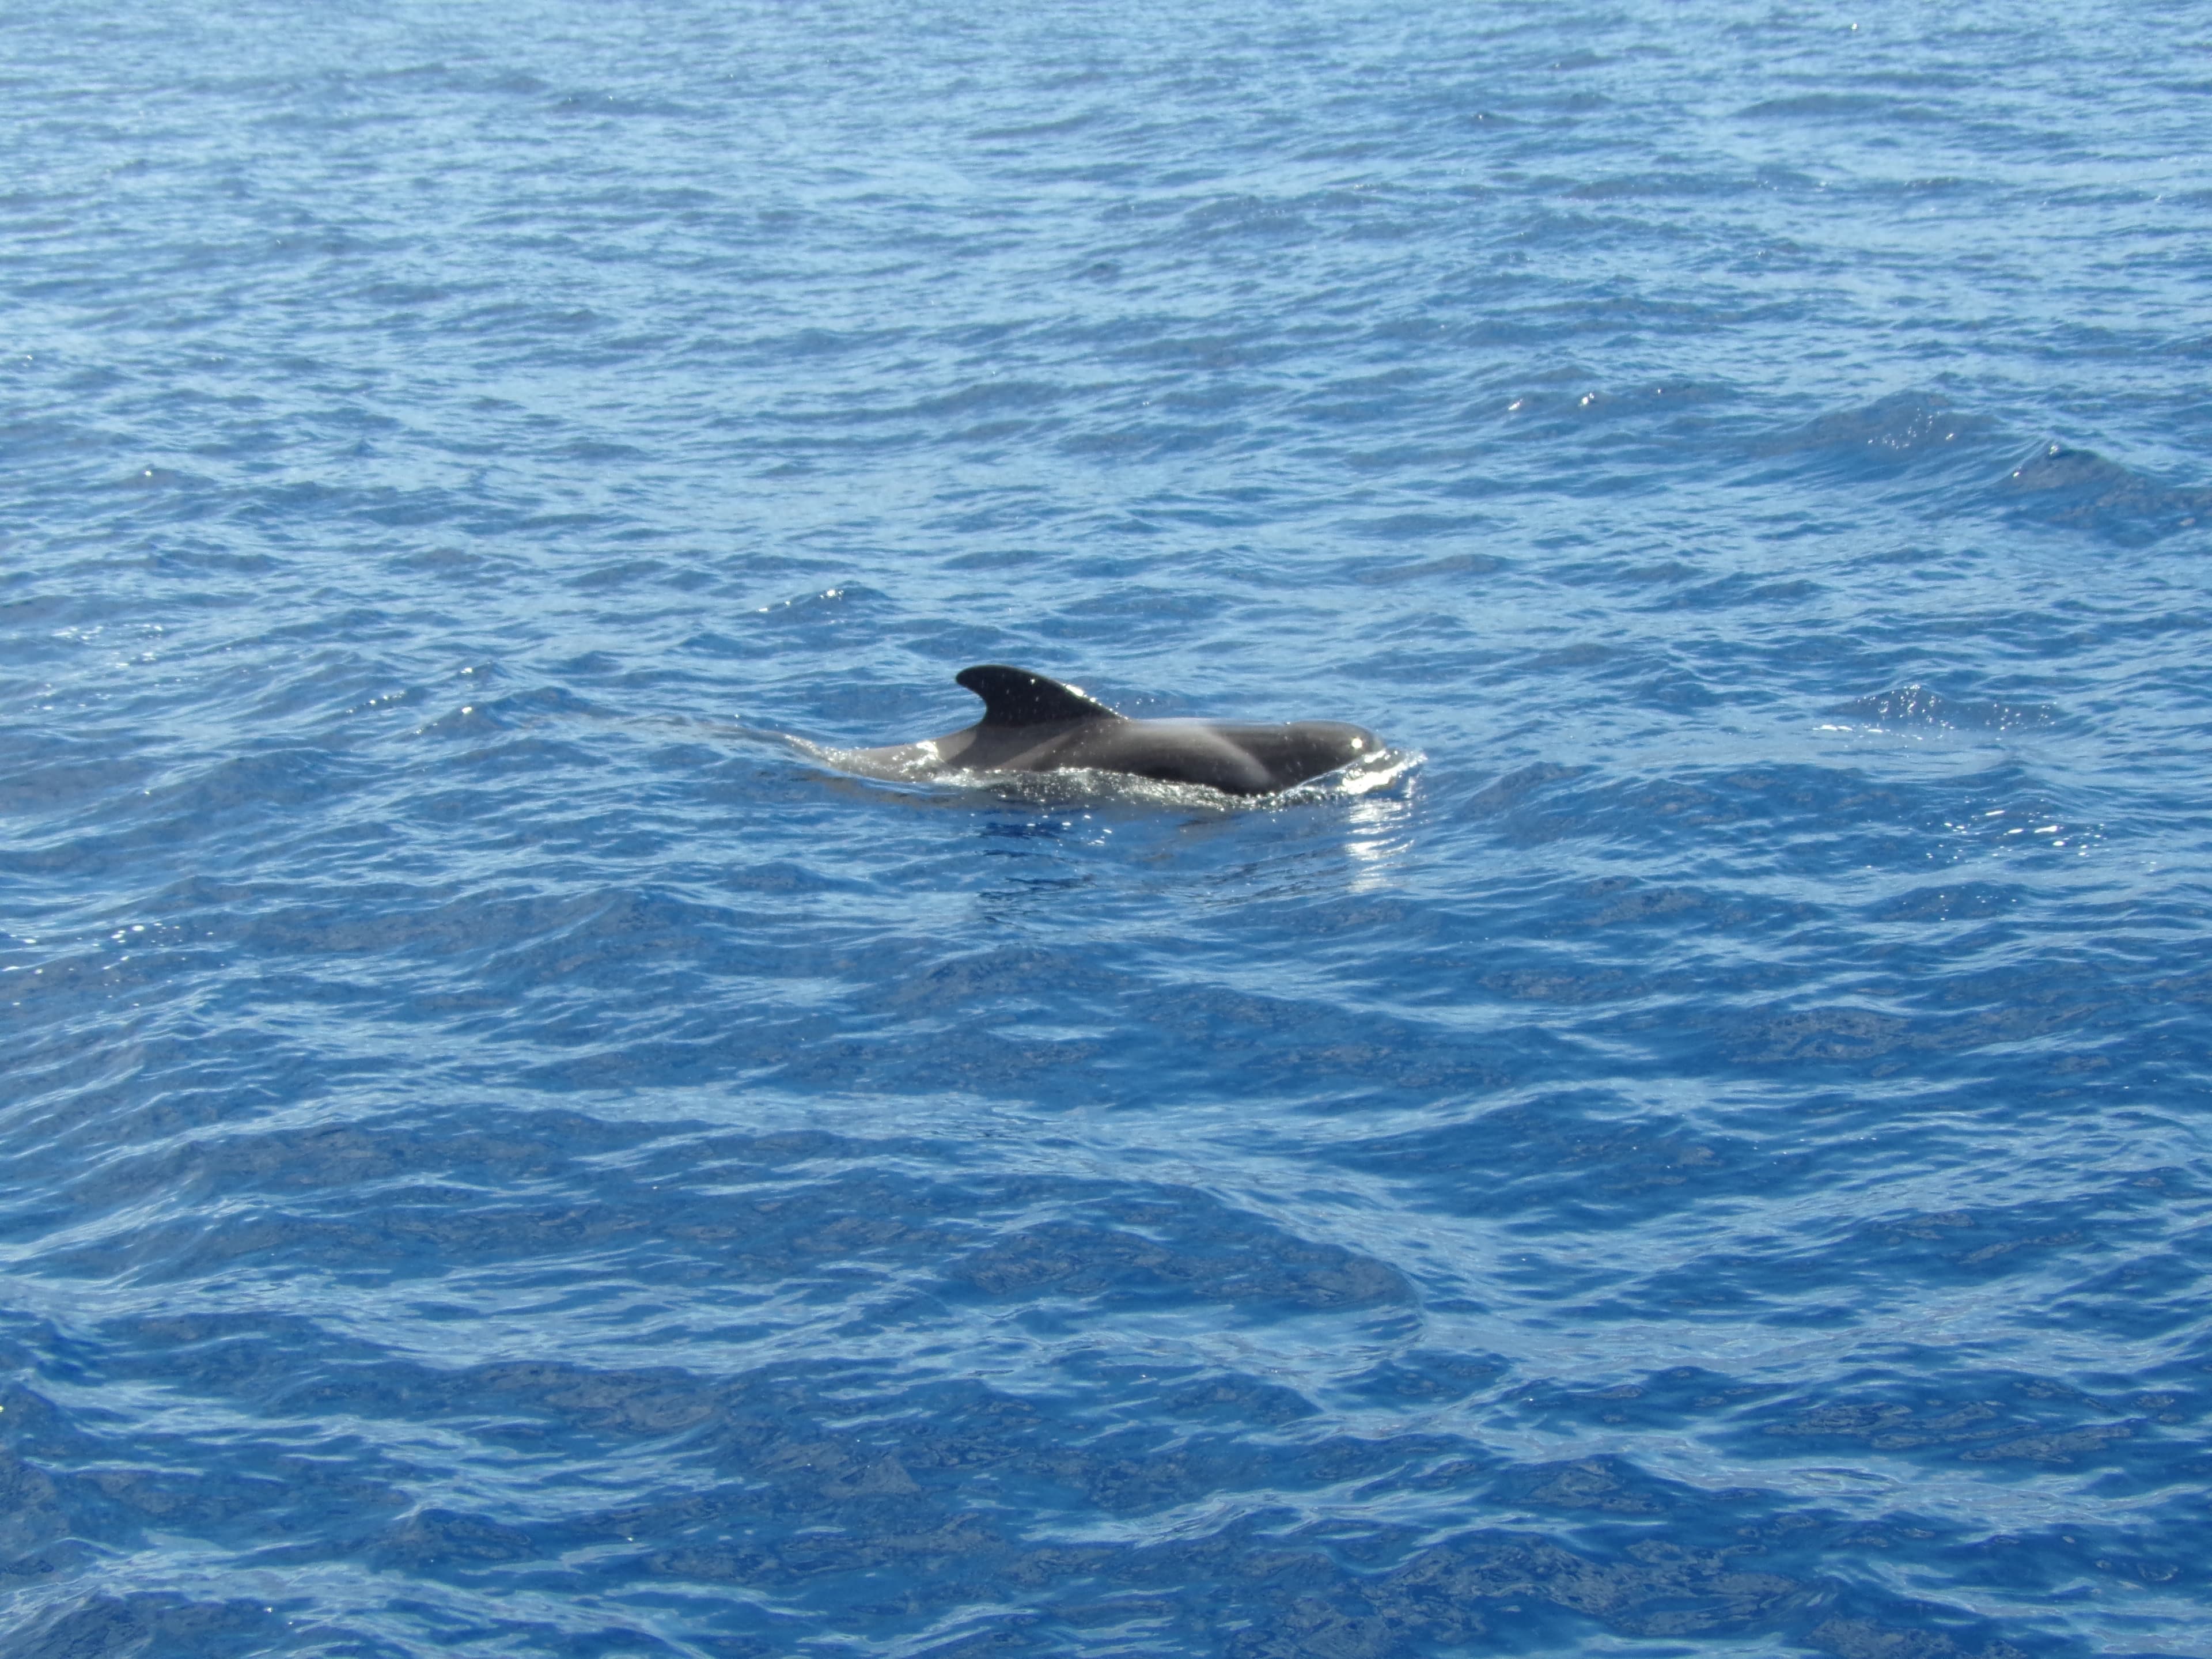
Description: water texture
5,1,2211,1654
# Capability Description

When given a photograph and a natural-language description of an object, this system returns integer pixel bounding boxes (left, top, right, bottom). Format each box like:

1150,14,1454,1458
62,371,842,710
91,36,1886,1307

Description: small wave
968,111,1103,143
747,585,889,630
1997,441,2212,543
1825,684,2059,733
1737,92,1941,122
802,745,1421,811
1178,194,1313,241
1749,391,1993,479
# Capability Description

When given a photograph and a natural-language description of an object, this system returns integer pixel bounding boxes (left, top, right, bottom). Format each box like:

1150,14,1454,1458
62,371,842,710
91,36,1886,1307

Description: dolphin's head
1258,720,1382,788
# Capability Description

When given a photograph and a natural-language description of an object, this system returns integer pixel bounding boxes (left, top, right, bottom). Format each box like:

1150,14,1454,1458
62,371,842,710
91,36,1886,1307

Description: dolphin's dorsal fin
956,665,1122,728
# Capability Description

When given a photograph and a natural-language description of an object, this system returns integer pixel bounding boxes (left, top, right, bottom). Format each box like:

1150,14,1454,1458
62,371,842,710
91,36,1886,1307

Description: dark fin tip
956,665,1122,728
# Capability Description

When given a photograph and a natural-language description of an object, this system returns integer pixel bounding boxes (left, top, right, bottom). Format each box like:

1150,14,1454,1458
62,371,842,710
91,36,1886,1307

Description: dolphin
834,665,1383,797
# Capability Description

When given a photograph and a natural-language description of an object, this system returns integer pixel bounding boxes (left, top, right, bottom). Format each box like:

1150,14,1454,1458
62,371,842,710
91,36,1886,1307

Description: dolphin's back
838,668,1379,796
1063,718,1376,795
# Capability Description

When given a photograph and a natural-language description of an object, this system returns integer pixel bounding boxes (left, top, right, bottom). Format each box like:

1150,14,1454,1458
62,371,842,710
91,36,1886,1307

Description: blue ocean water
5,1,2211,1654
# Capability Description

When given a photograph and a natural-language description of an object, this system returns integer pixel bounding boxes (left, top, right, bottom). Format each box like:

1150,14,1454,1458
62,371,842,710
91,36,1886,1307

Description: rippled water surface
6,2,2212,1655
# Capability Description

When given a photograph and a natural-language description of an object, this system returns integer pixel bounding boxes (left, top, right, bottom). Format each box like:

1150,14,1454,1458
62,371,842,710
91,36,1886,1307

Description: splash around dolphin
825,665,1387,798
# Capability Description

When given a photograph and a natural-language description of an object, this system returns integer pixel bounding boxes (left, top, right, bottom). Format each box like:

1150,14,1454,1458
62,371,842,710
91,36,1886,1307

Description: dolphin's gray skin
838,665,1381,797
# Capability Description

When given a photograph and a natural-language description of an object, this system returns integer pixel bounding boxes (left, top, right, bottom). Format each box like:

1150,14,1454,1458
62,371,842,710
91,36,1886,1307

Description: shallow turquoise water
5,2,2211,1655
